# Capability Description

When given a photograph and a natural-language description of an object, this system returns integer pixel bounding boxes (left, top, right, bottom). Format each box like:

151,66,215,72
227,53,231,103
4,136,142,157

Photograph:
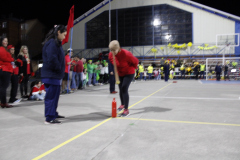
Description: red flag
62,5,74,45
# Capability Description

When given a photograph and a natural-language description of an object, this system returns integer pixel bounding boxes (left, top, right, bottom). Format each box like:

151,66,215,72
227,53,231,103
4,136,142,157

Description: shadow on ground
130,106,172,116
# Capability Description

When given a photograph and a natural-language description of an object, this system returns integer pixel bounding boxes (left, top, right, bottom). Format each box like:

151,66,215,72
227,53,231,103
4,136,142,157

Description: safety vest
200,64,205,71
139,65,144,73
180,64,185,71
147,66,153,73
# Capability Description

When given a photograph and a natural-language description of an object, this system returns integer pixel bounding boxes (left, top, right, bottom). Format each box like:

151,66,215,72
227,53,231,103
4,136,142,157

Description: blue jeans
76,72,83,88
148,73,152,80
29,93,46,100
144,76,147,81
71,71,77,89
139,72,143,80
157,74,161,80
88,73,93,85
93,73,96,85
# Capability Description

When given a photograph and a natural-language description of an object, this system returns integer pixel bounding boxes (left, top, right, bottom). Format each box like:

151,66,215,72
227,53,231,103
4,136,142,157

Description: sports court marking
78,95,240,101
32,83,172,160
118,117,240,127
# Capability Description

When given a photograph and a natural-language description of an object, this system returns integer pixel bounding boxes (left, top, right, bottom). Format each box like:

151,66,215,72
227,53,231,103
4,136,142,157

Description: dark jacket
41,38,65,80
215,65,222,73
18,54,33,76
194,65,200,72
108,59,114,74
164,64,170,74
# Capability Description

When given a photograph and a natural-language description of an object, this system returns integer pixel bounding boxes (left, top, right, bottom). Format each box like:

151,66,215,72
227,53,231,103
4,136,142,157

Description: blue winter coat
41,39,65,79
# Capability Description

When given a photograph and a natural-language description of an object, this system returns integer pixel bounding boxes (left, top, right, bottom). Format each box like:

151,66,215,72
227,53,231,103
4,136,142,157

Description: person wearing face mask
18,45,33,98
41,25,67,124
108,40,139,117
0,36,14,108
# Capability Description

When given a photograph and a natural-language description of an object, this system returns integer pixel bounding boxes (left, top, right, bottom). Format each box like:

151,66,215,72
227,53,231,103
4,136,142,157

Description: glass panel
86,4,192,48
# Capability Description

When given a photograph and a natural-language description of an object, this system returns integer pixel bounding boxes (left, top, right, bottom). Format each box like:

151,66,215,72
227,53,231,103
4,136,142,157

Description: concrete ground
0,80,240,160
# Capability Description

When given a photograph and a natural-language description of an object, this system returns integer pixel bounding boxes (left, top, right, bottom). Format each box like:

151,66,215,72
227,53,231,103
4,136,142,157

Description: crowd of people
0,36,36,108
137,57,231,81
0,26,232,123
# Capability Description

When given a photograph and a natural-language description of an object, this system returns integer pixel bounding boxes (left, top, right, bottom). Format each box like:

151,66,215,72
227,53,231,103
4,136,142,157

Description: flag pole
67,27,73,92
109,0,111,43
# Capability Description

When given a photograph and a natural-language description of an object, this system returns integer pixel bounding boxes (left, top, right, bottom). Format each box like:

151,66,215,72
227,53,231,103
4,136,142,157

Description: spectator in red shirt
75,56,84,89
0,36,14,108
108,40,139,117
71,56,77,90
18,45,33,98
61,49,73,94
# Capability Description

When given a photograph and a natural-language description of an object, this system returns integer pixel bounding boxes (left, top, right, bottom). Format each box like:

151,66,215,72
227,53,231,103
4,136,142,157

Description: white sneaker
13,98,22,103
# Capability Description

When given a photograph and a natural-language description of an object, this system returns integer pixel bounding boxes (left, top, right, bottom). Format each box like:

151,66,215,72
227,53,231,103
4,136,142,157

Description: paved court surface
0,80,240,160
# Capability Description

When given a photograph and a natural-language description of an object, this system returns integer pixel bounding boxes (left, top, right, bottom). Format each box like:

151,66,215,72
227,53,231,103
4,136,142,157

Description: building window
21,34,27,40
2,22,7,28
21,23,28,30
86,4,192,48
21,24,24,30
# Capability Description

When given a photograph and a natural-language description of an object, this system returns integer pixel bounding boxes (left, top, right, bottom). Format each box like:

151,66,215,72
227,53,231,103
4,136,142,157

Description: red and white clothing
30,84,46,96
108,49,139,77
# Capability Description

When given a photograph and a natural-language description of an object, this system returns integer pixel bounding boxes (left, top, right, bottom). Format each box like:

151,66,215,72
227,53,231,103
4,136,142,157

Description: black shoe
44,119,62,124
57,115,65,118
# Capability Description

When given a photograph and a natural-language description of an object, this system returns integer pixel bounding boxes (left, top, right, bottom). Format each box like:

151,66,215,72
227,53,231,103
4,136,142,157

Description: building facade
62,0,240,59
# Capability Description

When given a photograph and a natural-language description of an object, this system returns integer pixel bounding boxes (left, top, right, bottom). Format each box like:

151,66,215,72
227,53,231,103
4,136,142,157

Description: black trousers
180,71,185,79
224,71,229,80
0,70,11,104
109,75,115,93
104,73,109,83
10,74,19,101
164,73,169,82
20,75,29,96
195,71,199,80
99,74,104,83
216,72,221,81
119,74,134,109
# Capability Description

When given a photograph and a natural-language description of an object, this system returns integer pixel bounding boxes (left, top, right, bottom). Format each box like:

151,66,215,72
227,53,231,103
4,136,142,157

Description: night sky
0,0,239,31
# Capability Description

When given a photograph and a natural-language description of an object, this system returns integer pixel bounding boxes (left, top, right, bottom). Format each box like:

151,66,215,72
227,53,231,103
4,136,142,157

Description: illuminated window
2,22,7,28
86,4,192,48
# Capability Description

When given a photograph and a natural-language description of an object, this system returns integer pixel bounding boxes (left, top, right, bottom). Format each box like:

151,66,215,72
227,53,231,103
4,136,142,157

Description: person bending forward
108,40,139,117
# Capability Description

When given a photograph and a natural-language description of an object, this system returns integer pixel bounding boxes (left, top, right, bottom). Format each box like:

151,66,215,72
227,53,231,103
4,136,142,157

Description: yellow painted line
32,83,172,160
117,83,172,115
118,117,240,127
32,118,112,160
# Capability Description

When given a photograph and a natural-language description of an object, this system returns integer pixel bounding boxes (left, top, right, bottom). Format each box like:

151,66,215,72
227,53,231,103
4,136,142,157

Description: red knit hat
7,45,14,50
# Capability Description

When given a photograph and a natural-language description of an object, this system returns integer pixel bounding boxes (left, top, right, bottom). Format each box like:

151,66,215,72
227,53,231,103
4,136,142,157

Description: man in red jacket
108,40,139,117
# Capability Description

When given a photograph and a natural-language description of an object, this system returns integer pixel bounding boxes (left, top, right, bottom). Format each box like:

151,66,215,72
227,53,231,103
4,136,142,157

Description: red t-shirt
76,60,83,73
65,55,70,73
72,60,77,72
108,49,139,77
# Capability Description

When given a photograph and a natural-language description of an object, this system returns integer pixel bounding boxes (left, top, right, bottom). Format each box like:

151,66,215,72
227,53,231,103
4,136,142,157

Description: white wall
63,0,235,51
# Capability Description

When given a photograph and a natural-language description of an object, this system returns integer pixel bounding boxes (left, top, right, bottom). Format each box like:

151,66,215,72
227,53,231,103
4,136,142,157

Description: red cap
7,45,15,50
